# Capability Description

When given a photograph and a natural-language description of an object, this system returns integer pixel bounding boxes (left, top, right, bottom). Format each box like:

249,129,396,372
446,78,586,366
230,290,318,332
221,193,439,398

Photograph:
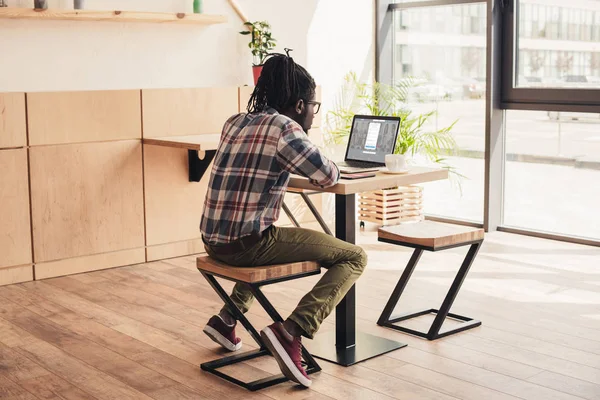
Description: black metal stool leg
201,272,262,347
200,272,321,390
377,248,423,325
426,242,482,339
378,241,483,340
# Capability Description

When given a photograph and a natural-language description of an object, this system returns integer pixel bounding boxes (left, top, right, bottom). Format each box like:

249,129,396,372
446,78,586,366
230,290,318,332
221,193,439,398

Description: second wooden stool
377,220,484,340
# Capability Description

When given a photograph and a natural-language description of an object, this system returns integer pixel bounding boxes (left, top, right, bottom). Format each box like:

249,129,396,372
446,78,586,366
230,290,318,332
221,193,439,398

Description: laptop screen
346,116,400,163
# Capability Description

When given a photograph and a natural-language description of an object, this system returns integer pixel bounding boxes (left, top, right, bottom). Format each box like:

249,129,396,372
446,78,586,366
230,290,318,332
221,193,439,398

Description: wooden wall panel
0,265,33,287
0,93,27,149
238,86,254,113
0,149,32,269
29,141,145,262
35,248,145,280
142,87,238,138
27,90,141,146
146,239,205,262
143,145,209,247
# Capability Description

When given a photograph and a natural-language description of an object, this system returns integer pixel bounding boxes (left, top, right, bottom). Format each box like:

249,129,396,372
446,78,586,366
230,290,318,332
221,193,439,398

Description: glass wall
393,2,486,222
504,110,600,240
383,0,600,243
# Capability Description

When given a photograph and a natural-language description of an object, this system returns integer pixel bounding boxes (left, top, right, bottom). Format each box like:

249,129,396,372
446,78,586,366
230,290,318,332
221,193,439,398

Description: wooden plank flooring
1,229,599,399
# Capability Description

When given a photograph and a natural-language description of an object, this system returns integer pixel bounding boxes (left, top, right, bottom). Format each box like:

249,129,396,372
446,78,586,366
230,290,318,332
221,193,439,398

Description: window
378,0,600,245
391,2,487,223
505,0,600,104
504,110,600,240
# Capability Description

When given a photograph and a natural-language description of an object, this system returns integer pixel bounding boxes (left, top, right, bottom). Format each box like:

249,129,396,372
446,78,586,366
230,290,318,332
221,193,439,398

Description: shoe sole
203,325,242,352
261,327,312,388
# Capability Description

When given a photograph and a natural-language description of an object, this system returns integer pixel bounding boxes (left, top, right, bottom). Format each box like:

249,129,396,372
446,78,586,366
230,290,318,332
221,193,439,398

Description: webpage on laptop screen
347,118,398,163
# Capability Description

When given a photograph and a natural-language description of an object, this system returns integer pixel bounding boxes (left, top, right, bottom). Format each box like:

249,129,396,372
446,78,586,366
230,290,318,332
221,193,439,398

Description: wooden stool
377,221,484,340
197,256,322,391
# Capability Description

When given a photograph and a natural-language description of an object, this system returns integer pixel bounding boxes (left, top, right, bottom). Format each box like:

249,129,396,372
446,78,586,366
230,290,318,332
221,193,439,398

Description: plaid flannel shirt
200,108,340,245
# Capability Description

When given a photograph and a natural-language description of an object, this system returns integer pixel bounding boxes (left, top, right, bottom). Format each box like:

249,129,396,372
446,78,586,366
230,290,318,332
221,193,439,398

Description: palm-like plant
325,72,461,179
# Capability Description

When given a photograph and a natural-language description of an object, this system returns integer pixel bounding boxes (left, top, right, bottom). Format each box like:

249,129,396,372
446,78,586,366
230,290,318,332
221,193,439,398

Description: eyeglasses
306,101,321,115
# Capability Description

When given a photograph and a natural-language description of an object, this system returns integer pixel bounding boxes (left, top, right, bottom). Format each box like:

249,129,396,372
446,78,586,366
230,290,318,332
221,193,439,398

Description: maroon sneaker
260,322,311,388
203,315,242,352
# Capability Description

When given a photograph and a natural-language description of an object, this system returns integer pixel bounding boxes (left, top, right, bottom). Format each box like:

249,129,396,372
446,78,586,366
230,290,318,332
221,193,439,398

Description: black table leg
306,194,407,366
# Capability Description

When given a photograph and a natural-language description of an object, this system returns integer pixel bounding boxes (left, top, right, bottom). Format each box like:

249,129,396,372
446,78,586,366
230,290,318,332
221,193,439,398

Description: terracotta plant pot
252,65,264,85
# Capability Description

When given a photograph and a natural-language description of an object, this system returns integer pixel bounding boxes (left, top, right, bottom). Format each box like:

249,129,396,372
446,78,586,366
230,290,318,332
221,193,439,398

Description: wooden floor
1,228,600,400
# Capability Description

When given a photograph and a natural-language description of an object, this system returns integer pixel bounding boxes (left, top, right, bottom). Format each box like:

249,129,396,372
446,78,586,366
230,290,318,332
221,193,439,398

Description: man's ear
295,99,305,115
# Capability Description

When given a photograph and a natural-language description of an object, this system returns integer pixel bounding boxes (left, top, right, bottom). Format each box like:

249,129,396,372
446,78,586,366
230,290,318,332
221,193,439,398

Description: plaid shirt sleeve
276,124,340,188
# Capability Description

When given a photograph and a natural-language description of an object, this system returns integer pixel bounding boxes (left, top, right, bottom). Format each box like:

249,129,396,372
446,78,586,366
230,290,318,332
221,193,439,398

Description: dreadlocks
247,52,316,114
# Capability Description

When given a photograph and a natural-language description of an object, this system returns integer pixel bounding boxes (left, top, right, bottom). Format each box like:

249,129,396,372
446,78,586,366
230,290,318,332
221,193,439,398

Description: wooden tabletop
288,166,448,195
142,134,221,151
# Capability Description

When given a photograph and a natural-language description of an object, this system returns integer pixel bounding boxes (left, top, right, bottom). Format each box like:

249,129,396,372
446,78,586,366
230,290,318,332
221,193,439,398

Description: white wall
0,0,373,102
307,0,375,118
0,0,373,228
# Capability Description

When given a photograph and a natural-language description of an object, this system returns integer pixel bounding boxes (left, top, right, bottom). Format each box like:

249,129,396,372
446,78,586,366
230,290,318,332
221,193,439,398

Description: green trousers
204,225,367,339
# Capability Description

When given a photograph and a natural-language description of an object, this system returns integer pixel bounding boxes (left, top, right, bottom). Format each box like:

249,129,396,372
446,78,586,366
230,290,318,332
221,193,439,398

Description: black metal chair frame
377,237,483,340
199,268,322,391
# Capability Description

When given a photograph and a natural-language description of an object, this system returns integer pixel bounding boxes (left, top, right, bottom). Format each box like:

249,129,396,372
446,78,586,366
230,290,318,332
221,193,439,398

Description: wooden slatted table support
359,186,424,226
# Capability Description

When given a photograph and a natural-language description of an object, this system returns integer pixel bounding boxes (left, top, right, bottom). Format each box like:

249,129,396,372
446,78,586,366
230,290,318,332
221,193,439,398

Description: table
288,166,448,366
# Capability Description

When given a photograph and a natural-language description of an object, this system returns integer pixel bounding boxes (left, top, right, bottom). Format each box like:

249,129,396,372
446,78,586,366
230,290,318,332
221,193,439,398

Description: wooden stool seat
377,221,484,340
196,256,320,283
379,220,484,250
197,255,321,391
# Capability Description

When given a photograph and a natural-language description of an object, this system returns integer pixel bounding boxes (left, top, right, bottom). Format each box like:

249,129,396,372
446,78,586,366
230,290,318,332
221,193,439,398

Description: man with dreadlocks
200,52,367,388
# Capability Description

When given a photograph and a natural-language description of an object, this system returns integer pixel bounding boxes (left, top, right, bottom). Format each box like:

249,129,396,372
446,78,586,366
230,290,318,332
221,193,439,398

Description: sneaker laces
294,337,304,366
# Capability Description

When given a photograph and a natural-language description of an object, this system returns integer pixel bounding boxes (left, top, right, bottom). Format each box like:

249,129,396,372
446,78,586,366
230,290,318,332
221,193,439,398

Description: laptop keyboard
338,160,382,169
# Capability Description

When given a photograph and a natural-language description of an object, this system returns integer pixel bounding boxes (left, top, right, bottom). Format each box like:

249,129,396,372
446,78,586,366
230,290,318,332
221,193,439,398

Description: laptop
336,115,401,173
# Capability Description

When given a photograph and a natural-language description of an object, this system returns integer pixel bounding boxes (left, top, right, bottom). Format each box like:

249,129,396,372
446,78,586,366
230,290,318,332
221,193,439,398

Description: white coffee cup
385,154,407,172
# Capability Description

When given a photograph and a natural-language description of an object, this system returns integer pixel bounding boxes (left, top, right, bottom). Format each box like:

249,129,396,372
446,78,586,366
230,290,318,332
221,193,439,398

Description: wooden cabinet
0,93,27,149
29,141,145,277
142,87,238,138
0,148,33,285
27,90,141,146
141,87,238,260
143,144,211,261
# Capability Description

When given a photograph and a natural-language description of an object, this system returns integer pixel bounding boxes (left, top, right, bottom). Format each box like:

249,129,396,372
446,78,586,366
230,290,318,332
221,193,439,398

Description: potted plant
325,72,461,226
239,21,276,85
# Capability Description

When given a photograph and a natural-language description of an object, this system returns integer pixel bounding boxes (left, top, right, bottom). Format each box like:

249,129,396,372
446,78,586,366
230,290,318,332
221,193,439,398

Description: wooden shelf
143,134,220,152
0,8,227,25
143,134,221,182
